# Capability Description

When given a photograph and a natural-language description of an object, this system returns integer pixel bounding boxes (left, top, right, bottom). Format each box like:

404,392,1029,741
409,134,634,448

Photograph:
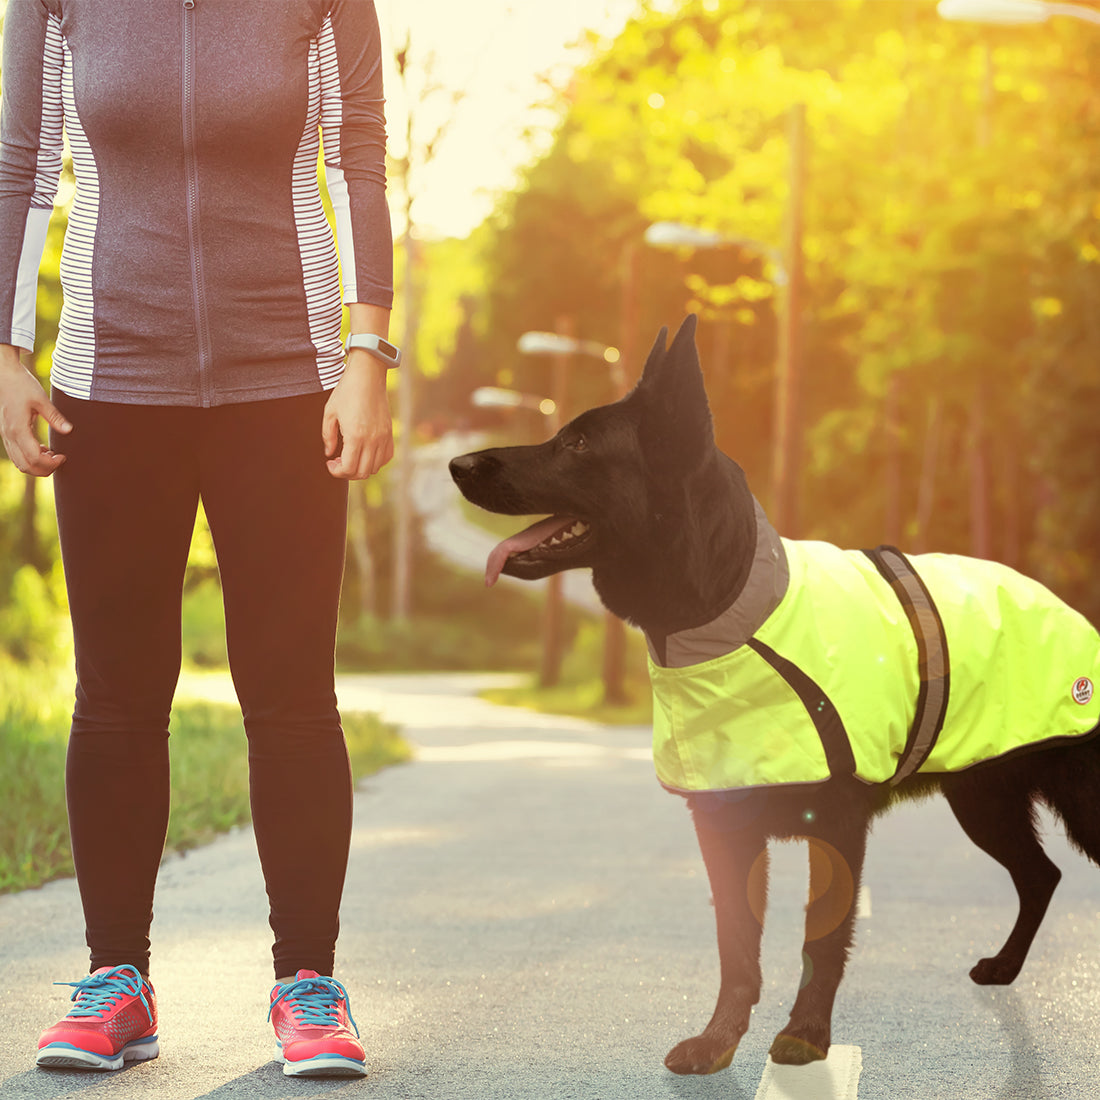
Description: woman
0,0,396,1078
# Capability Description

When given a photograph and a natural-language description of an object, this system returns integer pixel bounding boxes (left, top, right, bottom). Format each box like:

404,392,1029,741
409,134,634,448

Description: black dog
449,315,1100,1074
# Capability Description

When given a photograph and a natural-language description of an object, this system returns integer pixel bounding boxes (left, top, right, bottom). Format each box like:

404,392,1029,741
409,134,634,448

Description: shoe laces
268,974,360,1036
56,964,153,1024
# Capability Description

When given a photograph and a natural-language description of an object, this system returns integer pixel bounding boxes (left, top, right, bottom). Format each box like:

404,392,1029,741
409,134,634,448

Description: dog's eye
565,435,588,453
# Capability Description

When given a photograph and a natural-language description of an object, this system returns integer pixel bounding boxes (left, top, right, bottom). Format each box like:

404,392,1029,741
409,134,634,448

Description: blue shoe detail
55,965,153,1025
268,974,360,1035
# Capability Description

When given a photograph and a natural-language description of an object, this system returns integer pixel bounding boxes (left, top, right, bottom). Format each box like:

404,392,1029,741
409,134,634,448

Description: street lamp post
643,97,806,539
598,242,641,708
772,101,807,540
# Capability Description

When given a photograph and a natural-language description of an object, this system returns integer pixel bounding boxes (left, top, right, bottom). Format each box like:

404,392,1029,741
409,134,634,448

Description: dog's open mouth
485,515,592,586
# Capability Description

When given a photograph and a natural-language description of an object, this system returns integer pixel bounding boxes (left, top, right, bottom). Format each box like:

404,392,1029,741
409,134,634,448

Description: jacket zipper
182,0,213,405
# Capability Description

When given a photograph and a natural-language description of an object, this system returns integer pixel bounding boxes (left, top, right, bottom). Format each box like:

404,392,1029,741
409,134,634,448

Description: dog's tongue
485,515,577,587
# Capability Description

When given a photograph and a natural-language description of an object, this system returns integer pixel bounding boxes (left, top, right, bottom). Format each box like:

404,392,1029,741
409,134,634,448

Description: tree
467,0,1100,619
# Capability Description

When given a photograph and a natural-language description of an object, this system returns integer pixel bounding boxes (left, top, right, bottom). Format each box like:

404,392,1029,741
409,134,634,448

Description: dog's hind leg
664,797,768,1076
1034,737,1100,867
942,770,1061,985
769,813,869,1066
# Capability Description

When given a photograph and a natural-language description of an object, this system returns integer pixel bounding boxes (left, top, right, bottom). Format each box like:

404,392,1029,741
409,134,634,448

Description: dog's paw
769,1031,829,1065
970,955,1022,985
664,1034,739,1076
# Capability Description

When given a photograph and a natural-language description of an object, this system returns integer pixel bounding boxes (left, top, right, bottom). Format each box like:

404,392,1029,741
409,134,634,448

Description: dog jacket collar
645,498,789,669
647,537,1100,793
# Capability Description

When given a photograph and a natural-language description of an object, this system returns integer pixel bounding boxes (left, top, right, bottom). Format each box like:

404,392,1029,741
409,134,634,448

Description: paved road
2,671,1100,1099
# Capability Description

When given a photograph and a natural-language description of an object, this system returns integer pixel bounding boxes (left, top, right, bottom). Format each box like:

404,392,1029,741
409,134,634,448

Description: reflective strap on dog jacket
649,539,1100,793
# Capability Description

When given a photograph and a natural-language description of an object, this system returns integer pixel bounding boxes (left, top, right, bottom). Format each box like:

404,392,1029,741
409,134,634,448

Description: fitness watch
345,332,402,367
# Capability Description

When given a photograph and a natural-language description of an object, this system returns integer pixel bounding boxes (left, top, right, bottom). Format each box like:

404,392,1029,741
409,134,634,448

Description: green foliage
0,659,71,892
0,561,69,664
481,619,654,726
409,230,493,382
0,159,69,660
469,0,1100,621
336,544,588,673
0,655,409,895
0,463,68,664
163,703,410,855
181,577,229,668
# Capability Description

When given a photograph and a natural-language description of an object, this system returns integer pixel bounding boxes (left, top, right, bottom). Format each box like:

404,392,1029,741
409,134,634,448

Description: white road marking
857,885,872,919
754,1045,862,1100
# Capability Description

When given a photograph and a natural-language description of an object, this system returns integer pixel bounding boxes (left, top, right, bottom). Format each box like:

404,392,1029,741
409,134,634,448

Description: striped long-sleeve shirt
0,0,393,407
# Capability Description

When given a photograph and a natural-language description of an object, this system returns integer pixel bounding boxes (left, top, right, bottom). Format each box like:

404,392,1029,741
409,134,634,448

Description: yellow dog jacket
648,514,1100,794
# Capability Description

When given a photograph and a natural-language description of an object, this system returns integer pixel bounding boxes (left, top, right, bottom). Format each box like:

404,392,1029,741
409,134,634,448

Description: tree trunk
347,483,377,619
19,473,43,572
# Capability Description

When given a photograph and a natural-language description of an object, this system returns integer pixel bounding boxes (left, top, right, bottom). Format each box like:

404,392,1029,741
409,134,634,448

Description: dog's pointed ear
637,325,669,389
633,315,714,476
668,312,699,361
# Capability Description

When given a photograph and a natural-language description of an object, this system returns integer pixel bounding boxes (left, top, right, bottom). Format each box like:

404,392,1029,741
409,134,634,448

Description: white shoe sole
36,1036,159,1071
276,1045,366,1078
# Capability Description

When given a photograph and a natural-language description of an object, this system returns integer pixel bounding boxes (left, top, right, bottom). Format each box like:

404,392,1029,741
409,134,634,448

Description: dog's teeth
542,521,589,550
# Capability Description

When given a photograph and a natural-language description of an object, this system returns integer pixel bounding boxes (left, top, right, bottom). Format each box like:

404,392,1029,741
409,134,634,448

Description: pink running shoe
36,964,158,1070
268,970,366,1077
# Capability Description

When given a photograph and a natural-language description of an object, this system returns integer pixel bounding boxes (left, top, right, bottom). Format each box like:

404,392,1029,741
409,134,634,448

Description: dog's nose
449,453,482,483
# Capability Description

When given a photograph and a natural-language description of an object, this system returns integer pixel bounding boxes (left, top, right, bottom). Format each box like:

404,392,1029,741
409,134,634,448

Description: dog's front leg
769,818,868,1066
664,800,767,1075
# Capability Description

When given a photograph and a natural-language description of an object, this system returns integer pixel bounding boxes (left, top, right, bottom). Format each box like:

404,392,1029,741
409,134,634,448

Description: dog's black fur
449,316,1100,1074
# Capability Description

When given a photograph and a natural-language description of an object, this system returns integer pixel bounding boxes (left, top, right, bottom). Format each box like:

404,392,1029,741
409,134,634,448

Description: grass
481,677,653,726
162,702,410,857
0,658,410,895
479,619,655,727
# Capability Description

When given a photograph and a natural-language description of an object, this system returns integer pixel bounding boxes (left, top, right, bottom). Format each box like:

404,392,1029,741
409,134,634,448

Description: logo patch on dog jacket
649,539,1100,793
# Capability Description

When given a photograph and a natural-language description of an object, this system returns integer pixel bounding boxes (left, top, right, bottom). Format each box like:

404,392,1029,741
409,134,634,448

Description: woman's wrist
0,344,26,375
342,348,389,386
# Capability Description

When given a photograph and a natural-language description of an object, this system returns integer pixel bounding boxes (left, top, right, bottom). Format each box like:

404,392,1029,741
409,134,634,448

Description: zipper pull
184,0,195,9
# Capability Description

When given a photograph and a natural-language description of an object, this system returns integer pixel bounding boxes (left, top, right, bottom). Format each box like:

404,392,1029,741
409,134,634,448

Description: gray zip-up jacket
0,0,393,407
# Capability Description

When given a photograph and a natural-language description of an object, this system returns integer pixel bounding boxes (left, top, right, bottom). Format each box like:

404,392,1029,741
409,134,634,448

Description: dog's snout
449,452,495,483
448,453,476,482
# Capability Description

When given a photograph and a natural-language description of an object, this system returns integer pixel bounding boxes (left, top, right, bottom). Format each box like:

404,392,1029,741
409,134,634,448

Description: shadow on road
977,986,1049,1100
191,1063,379,1098
660,1068,755,1099
1,1063,142,1097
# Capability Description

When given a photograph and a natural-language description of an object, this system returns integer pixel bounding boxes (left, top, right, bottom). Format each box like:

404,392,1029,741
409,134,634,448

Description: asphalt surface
2,670,1100,1099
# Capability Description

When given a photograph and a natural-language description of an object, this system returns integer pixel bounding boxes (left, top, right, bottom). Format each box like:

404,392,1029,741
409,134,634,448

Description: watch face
376,338,398,360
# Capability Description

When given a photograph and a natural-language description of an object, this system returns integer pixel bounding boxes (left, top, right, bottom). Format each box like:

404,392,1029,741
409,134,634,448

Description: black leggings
50,390,351,979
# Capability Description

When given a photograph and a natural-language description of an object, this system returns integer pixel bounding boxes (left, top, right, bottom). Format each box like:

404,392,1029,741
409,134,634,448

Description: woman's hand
0,346,71,477
322,350,394,479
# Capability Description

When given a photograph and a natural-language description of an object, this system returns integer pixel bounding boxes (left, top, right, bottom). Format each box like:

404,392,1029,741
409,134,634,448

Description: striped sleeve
0,0,64,350
318,0,393,309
